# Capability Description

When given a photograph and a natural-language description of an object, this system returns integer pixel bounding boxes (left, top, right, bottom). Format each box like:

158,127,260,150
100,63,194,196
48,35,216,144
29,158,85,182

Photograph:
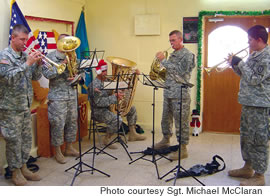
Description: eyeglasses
169,38,179,42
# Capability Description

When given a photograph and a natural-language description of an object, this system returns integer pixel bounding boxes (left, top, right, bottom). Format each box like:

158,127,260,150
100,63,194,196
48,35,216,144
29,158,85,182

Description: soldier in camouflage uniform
42,34,79,164
88,60,145,149
0,24,42,185
227,25,270,186
155,30,195,161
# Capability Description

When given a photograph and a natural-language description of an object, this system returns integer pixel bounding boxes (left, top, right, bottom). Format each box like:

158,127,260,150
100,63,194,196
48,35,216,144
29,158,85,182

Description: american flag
37,31,57,55
9,0,40,51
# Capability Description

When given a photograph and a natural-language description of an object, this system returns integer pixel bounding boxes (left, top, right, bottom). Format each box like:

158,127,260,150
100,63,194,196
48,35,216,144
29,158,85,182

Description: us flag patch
0,59,9,65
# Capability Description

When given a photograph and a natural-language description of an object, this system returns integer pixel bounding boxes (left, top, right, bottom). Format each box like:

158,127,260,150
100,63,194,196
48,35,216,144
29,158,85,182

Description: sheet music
144,78,166,88
103,81,129,90
80,58,99,69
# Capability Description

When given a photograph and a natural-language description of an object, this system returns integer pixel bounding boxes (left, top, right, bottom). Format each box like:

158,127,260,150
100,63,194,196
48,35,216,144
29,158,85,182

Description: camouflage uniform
160,47,195,144
42,50,77,147
88,77,137,133
232,46,270,174
0,46,42,171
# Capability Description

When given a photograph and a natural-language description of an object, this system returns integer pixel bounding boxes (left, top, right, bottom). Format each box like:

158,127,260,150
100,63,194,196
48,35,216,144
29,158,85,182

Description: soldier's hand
115,91,124,100
227,53,233,66
94,88,101,93
67,77,75,81
26,51,42,66
135,69,140,75
156,51,165,61
62,58,68,64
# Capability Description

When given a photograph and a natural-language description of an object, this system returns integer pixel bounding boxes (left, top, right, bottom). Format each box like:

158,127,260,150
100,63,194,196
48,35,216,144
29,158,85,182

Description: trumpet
24,46,66,74
204,46,249,75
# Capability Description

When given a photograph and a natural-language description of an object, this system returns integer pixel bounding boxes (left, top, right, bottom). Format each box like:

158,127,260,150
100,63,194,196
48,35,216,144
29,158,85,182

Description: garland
196,10,270,112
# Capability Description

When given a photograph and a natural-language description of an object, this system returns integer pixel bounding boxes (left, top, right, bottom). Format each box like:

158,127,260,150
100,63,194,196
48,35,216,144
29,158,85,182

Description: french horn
149,47,171,81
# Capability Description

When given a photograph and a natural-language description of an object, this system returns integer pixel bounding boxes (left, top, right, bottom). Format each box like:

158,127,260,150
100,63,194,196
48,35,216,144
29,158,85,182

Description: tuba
57,36,81,78
149,47,171,81
106,56,138,116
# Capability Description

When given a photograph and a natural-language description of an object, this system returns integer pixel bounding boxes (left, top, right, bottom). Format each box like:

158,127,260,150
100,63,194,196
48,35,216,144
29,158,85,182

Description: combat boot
240,173,265,186
55,146,67,164
103,132,117,149
154,136,170,149
12,168,27,186
65,143,79,157
168,144,188,160
128,125,146,141
21,164,41,181
228,161,254,178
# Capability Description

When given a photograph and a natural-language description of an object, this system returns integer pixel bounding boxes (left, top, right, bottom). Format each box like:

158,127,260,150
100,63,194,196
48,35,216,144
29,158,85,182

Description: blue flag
75,9,92,94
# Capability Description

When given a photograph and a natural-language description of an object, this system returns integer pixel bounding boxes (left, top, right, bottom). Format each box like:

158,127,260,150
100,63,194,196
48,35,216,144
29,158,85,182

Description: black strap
27,163,39,173
26,156,40,173
173,154,226,179
211,155,226,172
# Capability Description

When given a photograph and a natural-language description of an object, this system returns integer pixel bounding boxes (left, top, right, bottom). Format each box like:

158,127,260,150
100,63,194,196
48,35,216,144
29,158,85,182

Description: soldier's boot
11,168,27,186
168,144,188,160
154,136,171,150
228,162,254,178
240,173,265,186
54,146,67,164
103,132,117,149
128,125,146,141
21,164,41,181
65,143,79,157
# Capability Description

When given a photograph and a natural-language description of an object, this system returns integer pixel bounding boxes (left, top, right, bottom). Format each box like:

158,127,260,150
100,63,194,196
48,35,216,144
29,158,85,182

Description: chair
88,114,107,146
88,113,128,146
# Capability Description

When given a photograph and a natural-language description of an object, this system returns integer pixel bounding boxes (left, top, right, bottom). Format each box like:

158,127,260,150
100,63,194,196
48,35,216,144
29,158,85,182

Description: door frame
196,11,270,133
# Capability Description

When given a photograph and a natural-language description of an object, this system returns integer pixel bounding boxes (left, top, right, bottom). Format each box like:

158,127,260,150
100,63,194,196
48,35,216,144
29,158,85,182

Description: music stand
129,74,172,179
96,73,133,161
65,50,110,185
159,82,205,186
78,48,105,71
78,76,117,171
76,49,117,170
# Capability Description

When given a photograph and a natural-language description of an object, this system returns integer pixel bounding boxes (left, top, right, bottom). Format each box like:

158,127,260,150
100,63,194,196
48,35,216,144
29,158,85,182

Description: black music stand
96,73,133,161
76,49,117,172
78,48,105,71
159,82,205,186
65,51,110,185
129,74,172,179
78,77,117,171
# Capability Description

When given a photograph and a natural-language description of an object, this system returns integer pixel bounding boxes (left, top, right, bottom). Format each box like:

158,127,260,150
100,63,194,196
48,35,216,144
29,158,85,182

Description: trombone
24,46,66,74
204,46,249,75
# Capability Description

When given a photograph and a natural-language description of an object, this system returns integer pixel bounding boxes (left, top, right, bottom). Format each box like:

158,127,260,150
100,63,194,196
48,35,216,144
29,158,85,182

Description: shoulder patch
0,59,9,65
257,65,264,73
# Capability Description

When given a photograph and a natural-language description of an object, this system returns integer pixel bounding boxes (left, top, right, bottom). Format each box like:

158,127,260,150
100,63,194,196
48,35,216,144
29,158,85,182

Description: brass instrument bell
57,36,81,78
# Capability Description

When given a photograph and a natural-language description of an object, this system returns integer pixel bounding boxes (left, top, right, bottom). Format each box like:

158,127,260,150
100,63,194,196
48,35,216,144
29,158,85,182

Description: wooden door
203,16,270,133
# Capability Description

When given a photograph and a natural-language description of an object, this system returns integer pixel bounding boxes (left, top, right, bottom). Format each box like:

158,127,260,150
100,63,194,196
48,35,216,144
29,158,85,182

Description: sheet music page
144,78,165,88
103,81,129,90
80,59,99,69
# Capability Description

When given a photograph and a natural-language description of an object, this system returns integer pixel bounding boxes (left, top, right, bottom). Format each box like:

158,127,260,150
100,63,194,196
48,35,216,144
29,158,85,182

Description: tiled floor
0,130,269,186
